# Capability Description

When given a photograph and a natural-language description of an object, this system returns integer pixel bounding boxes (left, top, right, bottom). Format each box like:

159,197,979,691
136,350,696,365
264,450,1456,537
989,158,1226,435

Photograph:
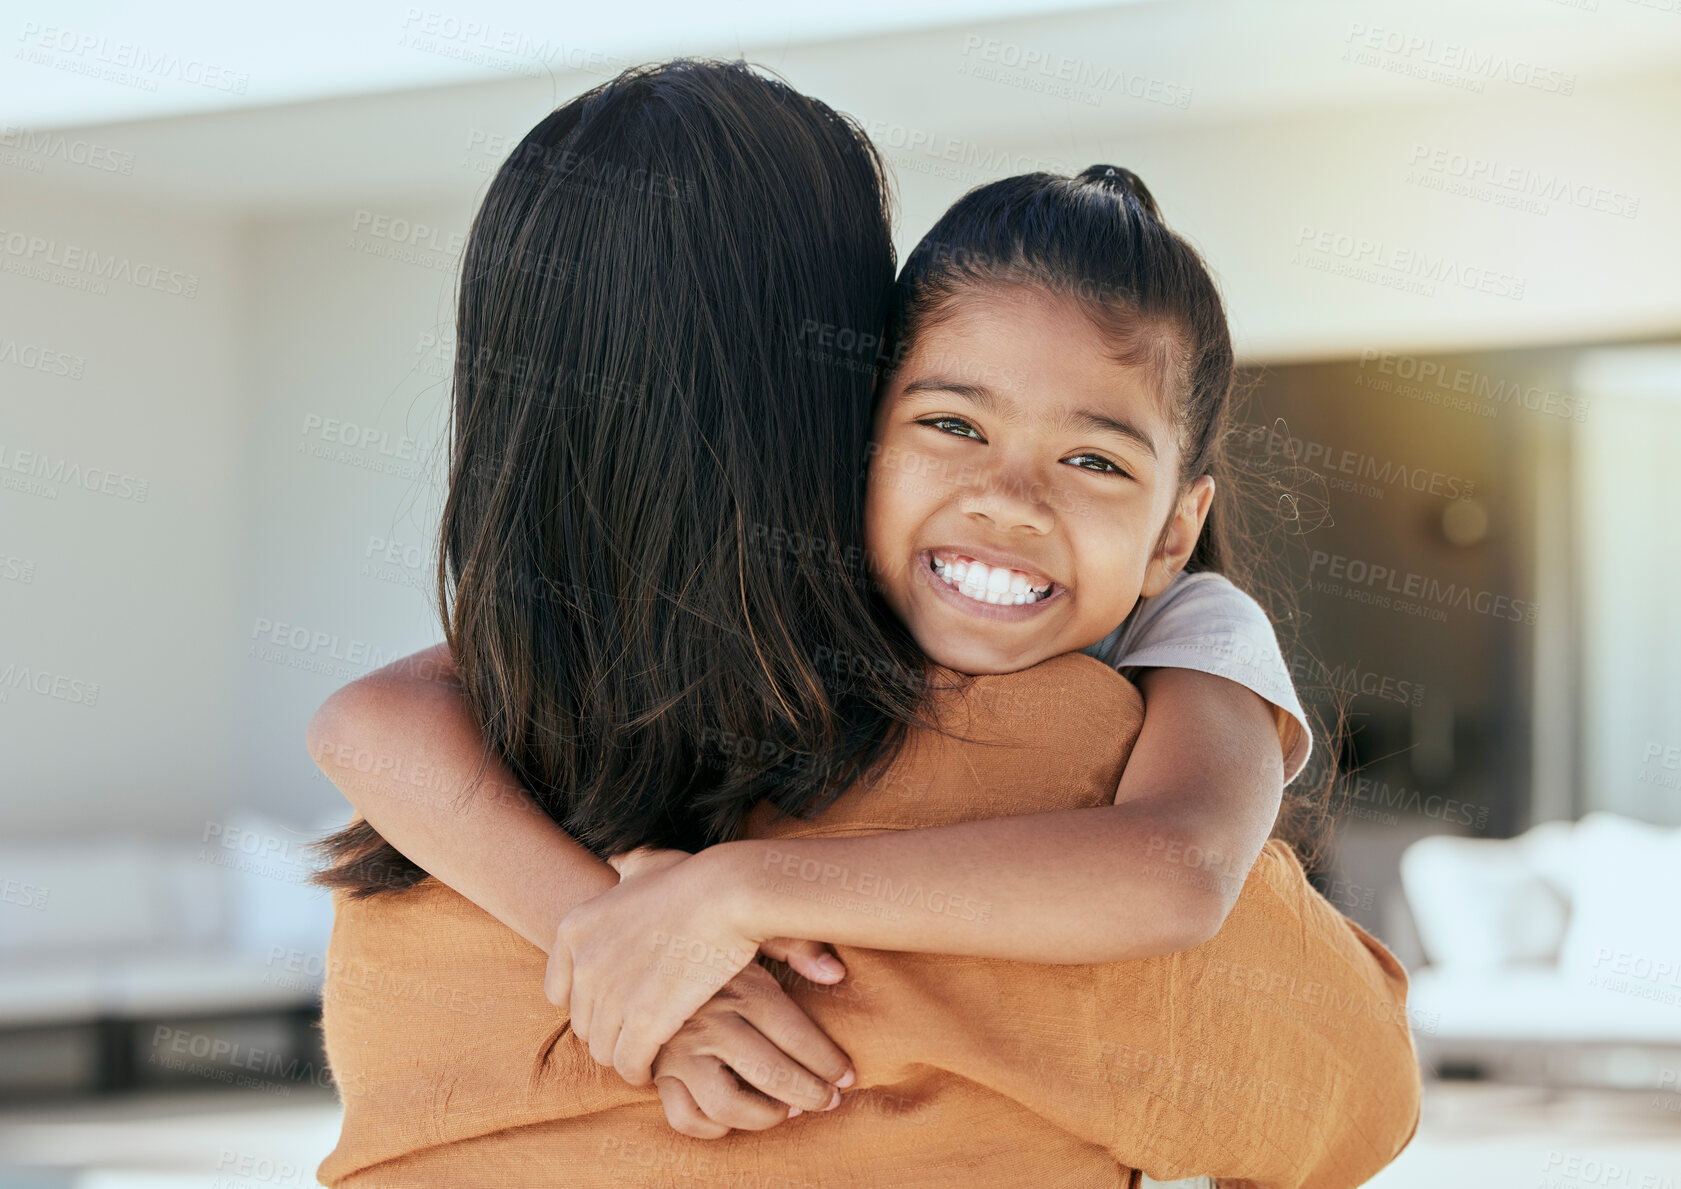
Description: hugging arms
312,652,1419,1188
312,636,1287,1120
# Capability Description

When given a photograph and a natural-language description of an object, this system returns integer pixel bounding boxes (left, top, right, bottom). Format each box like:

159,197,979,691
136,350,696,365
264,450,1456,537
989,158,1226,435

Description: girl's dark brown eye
917,416,983,441
1065,453,1128,477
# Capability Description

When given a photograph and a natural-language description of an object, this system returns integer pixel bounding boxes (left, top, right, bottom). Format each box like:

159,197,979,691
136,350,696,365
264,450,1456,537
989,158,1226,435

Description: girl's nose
957,462,1056,534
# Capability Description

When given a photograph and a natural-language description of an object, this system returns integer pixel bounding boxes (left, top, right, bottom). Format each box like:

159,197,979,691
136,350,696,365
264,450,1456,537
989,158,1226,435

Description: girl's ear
1141,475,1214,598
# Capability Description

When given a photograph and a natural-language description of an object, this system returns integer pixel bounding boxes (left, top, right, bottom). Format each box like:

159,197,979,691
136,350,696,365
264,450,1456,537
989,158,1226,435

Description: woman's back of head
323,60,925,893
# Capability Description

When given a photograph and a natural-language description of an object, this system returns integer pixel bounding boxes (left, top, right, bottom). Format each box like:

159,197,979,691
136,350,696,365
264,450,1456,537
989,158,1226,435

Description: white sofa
0,812,338,1062
1400,812,1681,1086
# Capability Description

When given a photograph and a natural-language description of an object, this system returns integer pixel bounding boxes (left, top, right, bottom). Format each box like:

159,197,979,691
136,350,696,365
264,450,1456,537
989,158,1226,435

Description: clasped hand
545,846,854,1138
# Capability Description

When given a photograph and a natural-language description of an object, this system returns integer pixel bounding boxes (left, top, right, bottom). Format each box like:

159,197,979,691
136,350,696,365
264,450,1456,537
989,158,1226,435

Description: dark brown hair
317,59,926,895
878,165,1340,867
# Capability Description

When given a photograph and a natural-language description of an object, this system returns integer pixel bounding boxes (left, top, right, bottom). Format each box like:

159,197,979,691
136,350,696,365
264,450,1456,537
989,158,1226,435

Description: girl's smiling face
865,285,1213,675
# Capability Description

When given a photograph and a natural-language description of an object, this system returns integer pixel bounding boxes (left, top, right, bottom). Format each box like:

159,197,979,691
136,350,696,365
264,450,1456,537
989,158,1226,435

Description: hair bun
1078,164,1161,219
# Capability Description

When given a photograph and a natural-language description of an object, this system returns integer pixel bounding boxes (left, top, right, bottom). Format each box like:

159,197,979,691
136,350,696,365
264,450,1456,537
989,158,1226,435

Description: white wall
0,189,245,838
878,67,1681,362
1574,366,1681,823
0,189,475,835
236,202,471,824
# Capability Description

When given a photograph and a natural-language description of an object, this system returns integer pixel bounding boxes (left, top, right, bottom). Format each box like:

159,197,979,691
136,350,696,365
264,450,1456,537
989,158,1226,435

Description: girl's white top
1084,570,1312,785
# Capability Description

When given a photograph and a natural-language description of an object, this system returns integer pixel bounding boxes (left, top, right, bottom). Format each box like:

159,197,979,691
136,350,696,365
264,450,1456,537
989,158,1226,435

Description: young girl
312,66,1319,1141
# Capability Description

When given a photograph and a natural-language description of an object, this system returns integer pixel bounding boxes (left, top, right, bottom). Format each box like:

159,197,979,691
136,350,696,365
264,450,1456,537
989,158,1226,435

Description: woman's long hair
318,60,926,895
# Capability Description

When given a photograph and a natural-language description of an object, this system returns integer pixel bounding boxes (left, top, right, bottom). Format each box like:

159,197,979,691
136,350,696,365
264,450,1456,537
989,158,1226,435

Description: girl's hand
605,848,848,987
649,960,853,1139
545,846,847,1086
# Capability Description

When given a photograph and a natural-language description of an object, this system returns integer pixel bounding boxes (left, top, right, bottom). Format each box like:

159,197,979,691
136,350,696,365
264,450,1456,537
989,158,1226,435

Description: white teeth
930,555,1053,607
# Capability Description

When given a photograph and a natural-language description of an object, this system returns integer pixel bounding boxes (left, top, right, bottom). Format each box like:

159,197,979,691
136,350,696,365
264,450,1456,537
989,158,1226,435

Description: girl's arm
733,667,1280,958
307,645,856,1124
552,667,1286,1083
306,643,617,950
310,646,847,984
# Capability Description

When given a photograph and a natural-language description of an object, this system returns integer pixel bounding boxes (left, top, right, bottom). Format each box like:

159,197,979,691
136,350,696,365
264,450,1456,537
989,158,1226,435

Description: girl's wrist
694,839,778,941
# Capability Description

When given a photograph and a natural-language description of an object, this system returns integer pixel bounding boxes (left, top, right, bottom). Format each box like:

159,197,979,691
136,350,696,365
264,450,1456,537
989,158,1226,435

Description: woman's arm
306,643,616,950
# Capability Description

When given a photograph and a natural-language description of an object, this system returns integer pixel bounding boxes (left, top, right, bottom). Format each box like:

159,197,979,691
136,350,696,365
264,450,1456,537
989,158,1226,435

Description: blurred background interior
2,0,1679,1185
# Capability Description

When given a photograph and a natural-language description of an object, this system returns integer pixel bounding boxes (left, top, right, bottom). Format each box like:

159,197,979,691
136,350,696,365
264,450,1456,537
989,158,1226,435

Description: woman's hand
545,846,847,1086
648,960,853,1139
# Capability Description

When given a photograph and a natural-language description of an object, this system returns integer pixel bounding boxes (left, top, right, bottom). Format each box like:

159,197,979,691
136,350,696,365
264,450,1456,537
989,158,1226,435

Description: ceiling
8,0,1680,217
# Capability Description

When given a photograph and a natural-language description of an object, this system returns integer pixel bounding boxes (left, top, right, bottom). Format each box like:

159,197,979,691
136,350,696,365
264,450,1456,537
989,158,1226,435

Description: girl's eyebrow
903,375,1157,460
1057,408,1158,460
901,376,1006,413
